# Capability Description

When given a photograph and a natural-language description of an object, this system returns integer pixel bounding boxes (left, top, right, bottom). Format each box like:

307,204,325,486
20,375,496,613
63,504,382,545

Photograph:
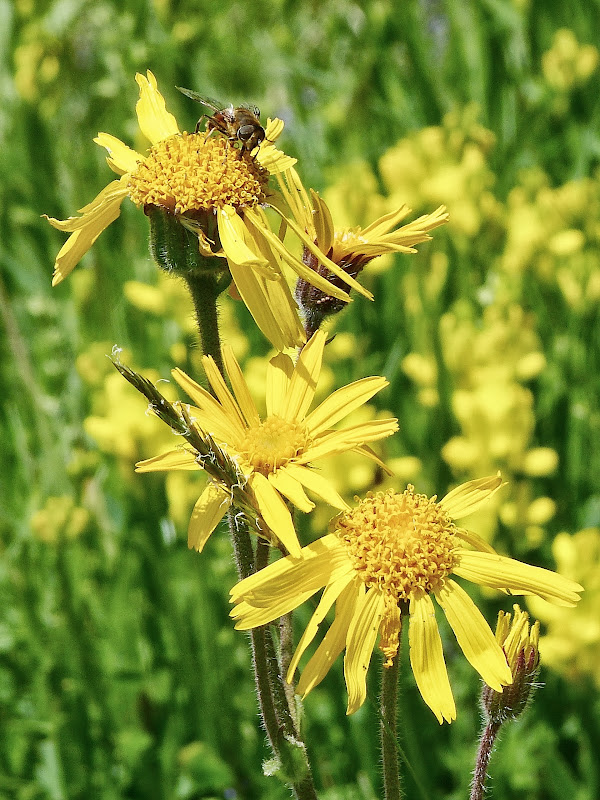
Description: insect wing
176,87,222,113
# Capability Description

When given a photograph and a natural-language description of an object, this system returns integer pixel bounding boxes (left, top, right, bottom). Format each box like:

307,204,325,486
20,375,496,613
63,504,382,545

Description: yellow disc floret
335,486,459,600
128,133,270,214
238,416,309,475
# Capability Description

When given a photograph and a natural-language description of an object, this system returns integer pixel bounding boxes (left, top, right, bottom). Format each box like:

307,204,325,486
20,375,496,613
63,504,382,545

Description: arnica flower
136,330,398,558
276,166,449,336
230,475,583,723
44,72,368,350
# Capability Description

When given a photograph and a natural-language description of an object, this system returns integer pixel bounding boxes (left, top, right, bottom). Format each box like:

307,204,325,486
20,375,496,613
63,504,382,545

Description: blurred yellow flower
231,475,582,722
137,331,398,557
31,496,89,544
542,29,599,92
528,529,600,686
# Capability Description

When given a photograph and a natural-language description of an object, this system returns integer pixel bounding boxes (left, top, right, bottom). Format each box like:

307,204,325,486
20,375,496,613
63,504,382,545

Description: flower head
277,167,449,335
45,72,347,350
230,475,582,722
137,330,398,558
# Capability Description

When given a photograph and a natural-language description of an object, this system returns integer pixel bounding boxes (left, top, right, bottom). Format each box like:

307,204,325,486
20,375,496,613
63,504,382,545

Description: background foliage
1,0,600,798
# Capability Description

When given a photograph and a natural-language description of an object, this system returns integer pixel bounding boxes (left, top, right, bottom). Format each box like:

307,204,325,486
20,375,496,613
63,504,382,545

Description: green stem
183,271,225,374
183,280,318,799
470,720,501,800
380,650,404,800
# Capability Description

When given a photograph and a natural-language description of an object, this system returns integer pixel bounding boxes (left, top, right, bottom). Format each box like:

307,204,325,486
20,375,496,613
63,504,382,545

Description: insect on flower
177,86,266,154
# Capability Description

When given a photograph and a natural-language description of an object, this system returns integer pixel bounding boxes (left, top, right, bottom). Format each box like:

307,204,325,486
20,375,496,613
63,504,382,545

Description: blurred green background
2,0,600,798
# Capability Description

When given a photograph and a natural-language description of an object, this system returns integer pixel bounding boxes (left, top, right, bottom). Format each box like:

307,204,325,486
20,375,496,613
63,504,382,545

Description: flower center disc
335,486,458,600
239,416,308,474
128,134,269,214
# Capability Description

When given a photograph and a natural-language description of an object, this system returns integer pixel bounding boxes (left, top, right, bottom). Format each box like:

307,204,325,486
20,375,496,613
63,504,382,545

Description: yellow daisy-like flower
230,475,583,723
44,72,369,350
276,166,449,334
136,330,398,558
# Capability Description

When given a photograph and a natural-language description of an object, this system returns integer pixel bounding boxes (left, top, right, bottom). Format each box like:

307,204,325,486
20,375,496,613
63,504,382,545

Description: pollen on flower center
239,416,308,475
335,486,458,600
128,133,269,214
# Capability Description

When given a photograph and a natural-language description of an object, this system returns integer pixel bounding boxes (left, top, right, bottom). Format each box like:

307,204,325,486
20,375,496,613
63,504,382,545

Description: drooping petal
284,464,349,511
45,177,129,285
266,353,294,417
136,448,199,472
94,133,144,175
279,330,326,422
228,261,292,351
249,472,302,557
268,469,314,513
310,190,334,255
296,580,363,696
435,580,513,691
453,551,584,606
243,207,354,303
440,474,503,519
344,587,385,714
408,593,456,724
305,376,390,437
221,346,260,428
287,572,355,681
188,482,230,552
217,205,273,273
135,70,180,145
230,534,342,602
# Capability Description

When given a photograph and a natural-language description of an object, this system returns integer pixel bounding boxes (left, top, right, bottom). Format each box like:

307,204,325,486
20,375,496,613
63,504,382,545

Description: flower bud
481,604,541,724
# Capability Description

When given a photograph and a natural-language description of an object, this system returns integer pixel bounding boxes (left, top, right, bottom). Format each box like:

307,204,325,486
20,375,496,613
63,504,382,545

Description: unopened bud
481,605,541,724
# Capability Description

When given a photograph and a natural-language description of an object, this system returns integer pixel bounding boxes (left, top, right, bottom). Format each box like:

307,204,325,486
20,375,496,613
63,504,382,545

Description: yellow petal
94,132,144,175
440,474,503,519
261,269,306,347
284,464,349,511
266,353,294,417
297,419,398,464
244,207,354,304
135,70,180,145
305,376,389,437
287,572,355,681
454,527,498,554
249,472,302,557
188,482,230,551
280,330,326,422
264,204,374,301
221,346,260,427
135,449,199,472
228,264,291,351
296,581,363,697
171,369,245,444
408,593,456,724
269,469,314,513
359,205,412,239
230,534,342,602
310,190,334,255
344,588,385,714
201,356,248,433
217,206,272,272
435,580,513,691
453,551,584,606
45,177,129,285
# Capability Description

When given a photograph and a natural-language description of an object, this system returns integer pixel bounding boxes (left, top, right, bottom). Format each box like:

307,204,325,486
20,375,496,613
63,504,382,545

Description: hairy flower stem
380,650,404,800
470,720,501,800
183,270,228,375
184,277,318,800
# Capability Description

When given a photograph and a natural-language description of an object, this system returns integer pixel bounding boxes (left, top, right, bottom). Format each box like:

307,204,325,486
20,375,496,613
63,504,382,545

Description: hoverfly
177,86,266,154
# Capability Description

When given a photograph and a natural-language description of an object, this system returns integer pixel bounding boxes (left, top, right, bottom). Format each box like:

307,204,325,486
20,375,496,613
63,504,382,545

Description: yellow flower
276,166,448,334
44,72,363,350
136,330,398,558
230,475,582,723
